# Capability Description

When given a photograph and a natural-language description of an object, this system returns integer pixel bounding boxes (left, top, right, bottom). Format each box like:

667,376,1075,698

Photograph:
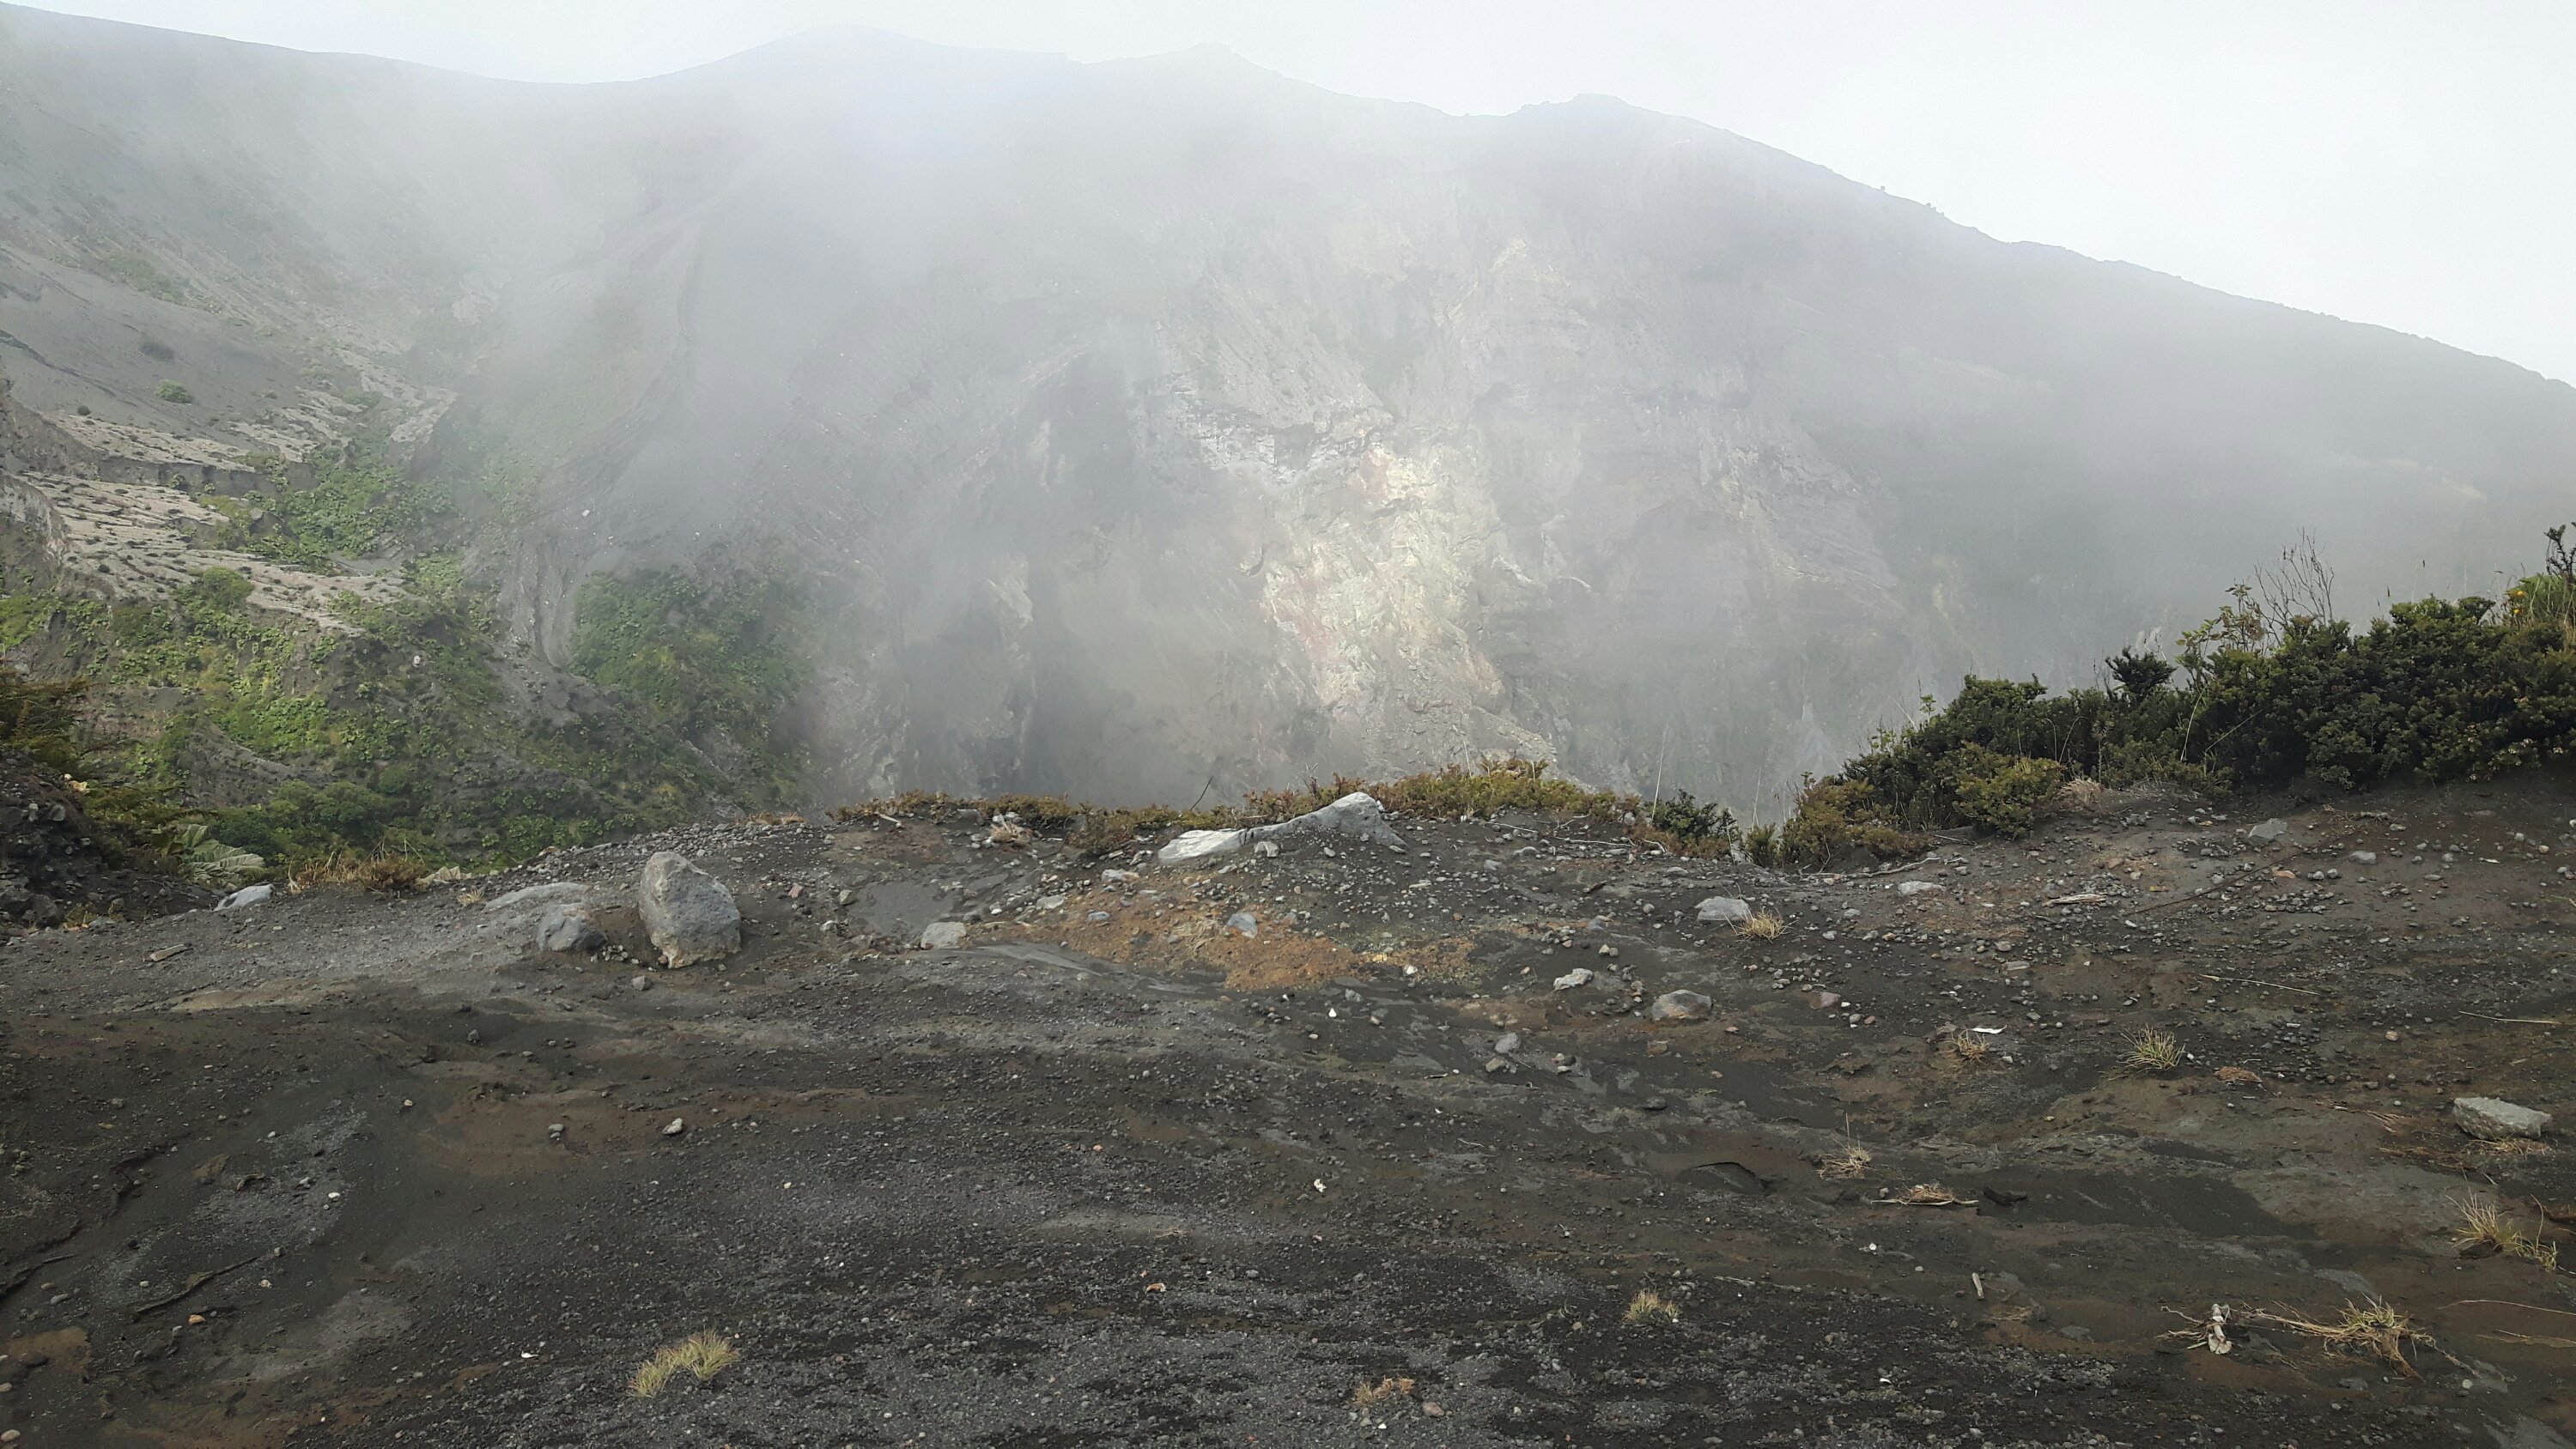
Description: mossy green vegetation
222,447,450,571
569,561,810,791
1767,524,2576,867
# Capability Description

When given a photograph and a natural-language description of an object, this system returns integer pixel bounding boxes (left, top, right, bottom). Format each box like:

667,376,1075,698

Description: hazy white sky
24,1,2575,383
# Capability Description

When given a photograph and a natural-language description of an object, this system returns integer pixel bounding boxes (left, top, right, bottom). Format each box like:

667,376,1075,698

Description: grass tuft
2123,1026,2184,1074
289,847,430,894
1624,1288,1681,1325
630,1332,738,1398
2240,1300,2428,1374
2454,1197,2562,1271
1740,911,1785,940
1350,1376,1416,1408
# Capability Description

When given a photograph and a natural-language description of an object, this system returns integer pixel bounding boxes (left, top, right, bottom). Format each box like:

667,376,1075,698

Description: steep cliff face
5,8,2573,812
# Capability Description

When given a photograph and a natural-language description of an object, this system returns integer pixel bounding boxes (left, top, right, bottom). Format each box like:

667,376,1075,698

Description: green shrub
1947,744,2065,838
1763,527,2576,864
155,380,194,404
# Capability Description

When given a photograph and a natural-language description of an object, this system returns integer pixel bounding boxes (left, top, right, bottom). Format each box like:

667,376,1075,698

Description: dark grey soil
3,782,2573,1446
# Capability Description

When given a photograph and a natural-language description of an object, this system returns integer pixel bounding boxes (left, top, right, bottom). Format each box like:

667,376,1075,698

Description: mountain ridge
2,1,2571,823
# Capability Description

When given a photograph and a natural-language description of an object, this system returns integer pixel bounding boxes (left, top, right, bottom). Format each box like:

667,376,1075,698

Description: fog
24,0,2576,386
3,3,2573,813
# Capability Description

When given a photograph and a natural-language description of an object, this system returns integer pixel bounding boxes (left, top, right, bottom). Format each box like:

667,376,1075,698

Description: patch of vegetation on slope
564,561,811,801
2,420,811,880
1760,524,2576,867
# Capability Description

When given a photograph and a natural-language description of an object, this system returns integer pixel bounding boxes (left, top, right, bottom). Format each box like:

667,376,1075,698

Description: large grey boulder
1694,895,1751,924
637,852,740,967
1255,791,1400,848
2452,1096,2552,1140
536,902,602,954
1156,791,1400,866
919,920,967,949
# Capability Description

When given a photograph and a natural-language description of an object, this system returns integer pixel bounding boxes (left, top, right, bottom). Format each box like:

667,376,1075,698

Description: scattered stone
1650,990,1711,1022
636,852,742,967
2245,818,2288,844
661,1118,686,1137
1085,910,1111,923
920,920,967,949
1101,869,1137,883
1224,911,1258,938
1695,895,1751,924
1552,967,1595,991
2349,851,2379,864
216,883,271,912
2452,1096,2552,1140
1493,1032,1522,1055
1896,880,1943,896
536,902,602,954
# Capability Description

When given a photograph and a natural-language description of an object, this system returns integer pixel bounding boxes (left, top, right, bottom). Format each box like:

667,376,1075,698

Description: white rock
1493,1032,1522,1055
636,852,741,967
216,883,271,912
661,1117,686,1137
1896,881,1943,896
1224,911,1259,938
1650,990,1712,1022
2452,1096,2552,1140
1157,828,1249,864
2245,818,2288,844
1552,967,1596,991
2349,851,2378,864
919,920,967,949
1694,895,1751,924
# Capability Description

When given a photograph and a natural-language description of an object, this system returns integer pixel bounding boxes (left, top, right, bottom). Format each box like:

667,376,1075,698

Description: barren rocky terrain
3,780,2571,1446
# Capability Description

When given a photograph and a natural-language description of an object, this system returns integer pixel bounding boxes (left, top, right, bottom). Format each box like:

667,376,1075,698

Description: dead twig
130,1254,261,1319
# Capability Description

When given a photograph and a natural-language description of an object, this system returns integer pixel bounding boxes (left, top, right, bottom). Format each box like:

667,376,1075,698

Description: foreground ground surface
3,781,2573,1447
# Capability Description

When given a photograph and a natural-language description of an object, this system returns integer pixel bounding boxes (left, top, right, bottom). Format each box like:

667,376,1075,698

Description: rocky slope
1,777,2570,1446
5,5,2575,815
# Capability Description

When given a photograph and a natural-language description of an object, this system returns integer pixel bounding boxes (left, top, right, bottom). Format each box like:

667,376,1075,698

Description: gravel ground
3,782,2573,1446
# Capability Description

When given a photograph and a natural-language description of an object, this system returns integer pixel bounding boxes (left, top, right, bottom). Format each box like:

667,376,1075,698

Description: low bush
1769,525,2576,865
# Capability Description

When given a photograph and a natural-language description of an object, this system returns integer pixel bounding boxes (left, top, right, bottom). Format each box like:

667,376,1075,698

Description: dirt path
3,787,2572,1446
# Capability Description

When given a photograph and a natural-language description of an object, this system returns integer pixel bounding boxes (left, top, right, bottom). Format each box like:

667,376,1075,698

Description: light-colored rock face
2452,1096,2552,1140
1695,896,1752,925
5,16,2576,813
636,852,740,967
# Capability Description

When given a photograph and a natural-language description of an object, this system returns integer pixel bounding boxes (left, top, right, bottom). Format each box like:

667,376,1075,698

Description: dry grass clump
1350,1376,1416,1408
1893,1182,1972,1207
1624,1288,1681,1324
2455,1197,2562,1271
1818,1143,1873,1180
2213,1064,2265,1088
2240,1300,2429,1374
1740,911,1785,940
630,1332,738,1398
2123,1026,2184,1074
290,848,430,894
1941,1029,1992,1064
